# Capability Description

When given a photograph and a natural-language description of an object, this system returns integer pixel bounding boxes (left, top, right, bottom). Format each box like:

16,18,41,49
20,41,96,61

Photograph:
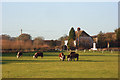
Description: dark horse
33,52,43,58
67,52,79,61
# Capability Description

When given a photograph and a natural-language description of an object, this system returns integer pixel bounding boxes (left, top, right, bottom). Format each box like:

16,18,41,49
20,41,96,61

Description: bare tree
0,34,10,40
33,36,44,49
24,40,33,50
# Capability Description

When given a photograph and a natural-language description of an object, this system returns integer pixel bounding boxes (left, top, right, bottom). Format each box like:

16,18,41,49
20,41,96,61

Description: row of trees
1,33,61,52
1,27,120,52
59,27,120,50
97,27,120,48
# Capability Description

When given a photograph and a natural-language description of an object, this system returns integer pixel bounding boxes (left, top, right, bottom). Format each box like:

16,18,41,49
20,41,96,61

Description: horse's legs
17,55,19,58
77,57,78,61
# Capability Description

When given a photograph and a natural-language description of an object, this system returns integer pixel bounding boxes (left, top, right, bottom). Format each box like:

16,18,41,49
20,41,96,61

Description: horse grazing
59,52,65,61
17,51,23,58
33,52,43,58
67,52,79,61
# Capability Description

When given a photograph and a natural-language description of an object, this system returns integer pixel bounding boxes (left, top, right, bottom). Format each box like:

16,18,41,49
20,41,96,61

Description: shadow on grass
2,59,59,64
2,52,118,57
62,59,105,62
80,55,118,57
2,59,105,64
78,60,104,62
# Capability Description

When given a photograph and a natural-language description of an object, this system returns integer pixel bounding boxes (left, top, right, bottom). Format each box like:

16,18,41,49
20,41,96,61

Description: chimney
77,27,80,31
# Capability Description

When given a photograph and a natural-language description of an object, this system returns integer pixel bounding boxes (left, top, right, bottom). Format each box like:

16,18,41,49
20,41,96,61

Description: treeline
95,27,120,48
1,27,120,52
0,33,61,53
59,27,120,49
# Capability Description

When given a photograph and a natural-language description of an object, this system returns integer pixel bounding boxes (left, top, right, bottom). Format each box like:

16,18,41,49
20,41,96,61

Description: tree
58,34,68,41
1,34,11,50
114,27,120,47
24,40,33,50
17,33,32,41
2,39,11,50
49,40,56,47
115,27,120,41
58,34,68,48
105,33,114,42
97,31,106,48
16,34,32,50
67,27,76,50
68,27,76,40
33,37,44,49
67,39,75,50
0,34,11,40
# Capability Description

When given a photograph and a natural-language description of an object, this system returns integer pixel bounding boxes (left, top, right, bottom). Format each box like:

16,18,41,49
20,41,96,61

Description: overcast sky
2,2,118,40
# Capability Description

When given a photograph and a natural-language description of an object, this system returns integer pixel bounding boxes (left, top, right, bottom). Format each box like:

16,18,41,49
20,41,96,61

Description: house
75,27,93,49
64,27,94,49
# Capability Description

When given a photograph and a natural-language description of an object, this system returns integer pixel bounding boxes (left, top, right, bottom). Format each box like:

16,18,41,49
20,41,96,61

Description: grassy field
1,51,118,78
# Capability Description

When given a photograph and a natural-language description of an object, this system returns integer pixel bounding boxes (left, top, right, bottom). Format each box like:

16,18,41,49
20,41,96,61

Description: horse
17,51,22,58
67,52,79,61
33,52,43,58
59,52,65,61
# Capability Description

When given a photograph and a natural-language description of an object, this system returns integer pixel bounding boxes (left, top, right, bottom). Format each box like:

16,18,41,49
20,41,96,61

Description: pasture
1,51,118,78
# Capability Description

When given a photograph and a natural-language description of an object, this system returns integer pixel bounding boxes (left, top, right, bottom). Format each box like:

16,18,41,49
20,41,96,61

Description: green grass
1,51,119,78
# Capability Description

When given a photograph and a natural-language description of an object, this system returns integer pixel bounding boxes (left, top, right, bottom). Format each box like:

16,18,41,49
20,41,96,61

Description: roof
75,30,91,37
91,35,97,38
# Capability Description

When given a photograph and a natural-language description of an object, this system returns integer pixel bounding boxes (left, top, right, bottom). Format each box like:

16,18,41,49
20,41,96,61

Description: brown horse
67,52,79,61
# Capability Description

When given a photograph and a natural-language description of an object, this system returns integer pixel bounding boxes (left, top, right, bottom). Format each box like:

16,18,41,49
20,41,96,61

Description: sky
2,2,118,40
